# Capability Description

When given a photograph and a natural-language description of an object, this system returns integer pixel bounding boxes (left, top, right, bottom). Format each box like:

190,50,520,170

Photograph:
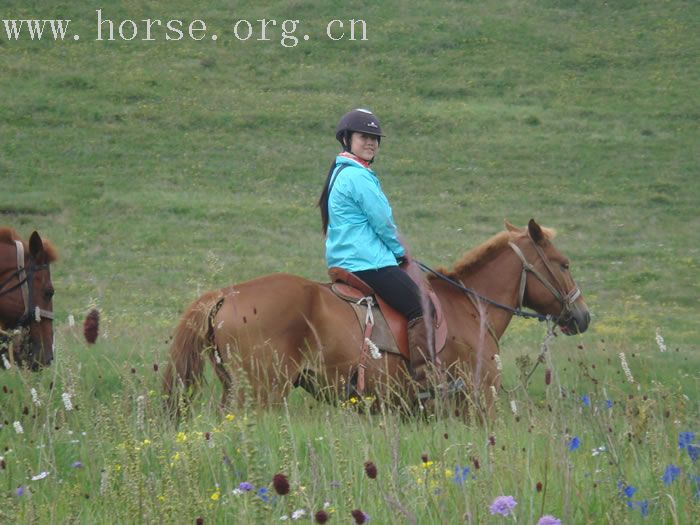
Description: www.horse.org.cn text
0,9,369,47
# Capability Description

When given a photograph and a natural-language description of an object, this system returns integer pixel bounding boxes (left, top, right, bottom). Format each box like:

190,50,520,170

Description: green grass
1,0,699,523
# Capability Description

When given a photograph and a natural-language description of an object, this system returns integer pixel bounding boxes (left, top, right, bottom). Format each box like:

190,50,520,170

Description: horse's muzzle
560,304,590,335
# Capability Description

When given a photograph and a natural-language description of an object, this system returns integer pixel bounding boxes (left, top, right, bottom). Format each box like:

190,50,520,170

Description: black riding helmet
335,109,385,150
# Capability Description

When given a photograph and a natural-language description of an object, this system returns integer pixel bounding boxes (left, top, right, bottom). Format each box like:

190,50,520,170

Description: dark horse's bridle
0,241,54,365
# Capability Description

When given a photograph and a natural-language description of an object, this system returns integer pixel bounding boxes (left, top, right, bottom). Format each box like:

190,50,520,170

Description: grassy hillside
1,0,698,522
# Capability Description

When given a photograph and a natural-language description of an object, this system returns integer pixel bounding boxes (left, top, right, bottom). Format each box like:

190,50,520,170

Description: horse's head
0,230,57,370
508,219,590,335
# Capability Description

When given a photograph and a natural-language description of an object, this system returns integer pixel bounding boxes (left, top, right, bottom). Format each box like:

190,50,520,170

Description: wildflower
71,461,83,468
62,392,73,411
489,495,517,516
536,481,543,493
655,327,667,352
83,308,99,344
31,471,49,481
619,352,635,383
136,395,145,430
292,509,306,520
30,388,41,407
622,485,636,499
68,314,75,327
364,461,377,479
239,481,254,492
350,509,369,524
662,464,680,485
581,394,590,407
688,444,699,463
605,399,613,409
510,400,518,415
537,516,561,525
494,354,503,371
636,499,649,517
13,421,24,434
544,368,552,385
257,487,270,503
568,436,580,452
210,490,220,501
2,354,10,369
314,510,329,523
678,432,695,449
196,518,204,525
16,486,26,497
592,445,606,457
421,453,429,464
472,457,480,470
272,473,290,495
225,414,235,421
452,466,470,485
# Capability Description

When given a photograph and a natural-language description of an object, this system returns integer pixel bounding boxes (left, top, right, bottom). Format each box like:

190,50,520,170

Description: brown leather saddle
328,267,448,362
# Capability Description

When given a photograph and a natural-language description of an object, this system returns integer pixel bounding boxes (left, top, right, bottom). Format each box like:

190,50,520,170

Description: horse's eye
561,263,570,271
44,289,55,300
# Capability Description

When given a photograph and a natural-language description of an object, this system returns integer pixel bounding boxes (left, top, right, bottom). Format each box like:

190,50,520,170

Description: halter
507,236,581,323
0,241,54,327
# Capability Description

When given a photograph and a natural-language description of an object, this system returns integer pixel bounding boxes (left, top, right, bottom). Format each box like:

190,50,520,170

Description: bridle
0,240,54,327
416,235,581,324
507,236,581,323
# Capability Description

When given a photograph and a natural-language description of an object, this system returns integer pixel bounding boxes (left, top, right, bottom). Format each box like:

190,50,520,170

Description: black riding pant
353,266,423,321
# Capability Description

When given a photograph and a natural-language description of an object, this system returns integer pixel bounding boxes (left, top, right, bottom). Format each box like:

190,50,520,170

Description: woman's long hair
318,160,338,235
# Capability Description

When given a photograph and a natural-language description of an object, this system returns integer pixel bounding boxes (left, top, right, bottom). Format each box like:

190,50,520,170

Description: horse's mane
432,226,555,280
0,227,59,262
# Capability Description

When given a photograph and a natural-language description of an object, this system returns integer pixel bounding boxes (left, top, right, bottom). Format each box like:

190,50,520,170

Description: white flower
655,327,667,352
510,400,518,415
591,445,607,457
2,354,11,369
618,353,635,384
31,471,49,481
136,395,145,430
493,354,503,371
292,509,306,520
62,392,73,411
13,421,24,434
68,314,75,327
232,488,243,496
30,388,41,407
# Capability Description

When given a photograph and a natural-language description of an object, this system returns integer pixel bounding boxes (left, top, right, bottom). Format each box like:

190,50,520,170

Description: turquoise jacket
325,154,405,271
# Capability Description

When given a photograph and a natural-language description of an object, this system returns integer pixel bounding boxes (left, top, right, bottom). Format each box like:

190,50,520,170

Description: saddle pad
331,283,404,357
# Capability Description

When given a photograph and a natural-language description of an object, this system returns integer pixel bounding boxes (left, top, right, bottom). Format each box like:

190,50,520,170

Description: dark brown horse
0,228,57,370
164,220,590,416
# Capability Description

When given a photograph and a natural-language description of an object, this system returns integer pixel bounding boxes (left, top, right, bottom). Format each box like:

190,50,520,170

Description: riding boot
407,316,432,394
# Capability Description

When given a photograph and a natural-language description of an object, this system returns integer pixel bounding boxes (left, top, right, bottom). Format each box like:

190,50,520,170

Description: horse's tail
163,290,222,414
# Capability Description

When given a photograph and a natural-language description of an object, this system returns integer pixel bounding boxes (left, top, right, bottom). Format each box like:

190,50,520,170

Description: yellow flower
158,495,165,502
349,397,358,404
210,491,220,501
172,452,181,462
114,464,122,472
143,439,151,446
225,414,235,421
176,432,187,443
422,461,434,469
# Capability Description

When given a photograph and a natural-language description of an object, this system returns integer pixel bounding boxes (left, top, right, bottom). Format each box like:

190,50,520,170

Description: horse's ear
527,219,545,243
504,219,520,233
29,231,45,261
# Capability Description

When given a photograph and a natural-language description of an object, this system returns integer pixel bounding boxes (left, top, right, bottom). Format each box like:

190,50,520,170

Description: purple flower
581,394,590,407
605,399,613,409
568,436,580,452
662,464,680,485
688,444,699,463
71,461,84,469
537,516,562,525
489,495,517,516
239,481,254,492
678,432,695,449
16,486,24,497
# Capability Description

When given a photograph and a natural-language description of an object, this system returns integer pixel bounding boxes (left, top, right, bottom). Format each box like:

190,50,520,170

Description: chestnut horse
164,220,590,415
0,228,57,370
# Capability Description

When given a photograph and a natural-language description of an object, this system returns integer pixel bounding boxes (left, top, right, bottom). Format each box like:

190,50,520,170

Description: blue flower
239,481,254,492
662,464,680,485
688,444,699,463
256,487,270,503
605,399,613,409
15,486,24,497
568,436,580,452
581,394,590,407
452,466,470,485
623,485,637,499
678,432,695,449
636,499,649,517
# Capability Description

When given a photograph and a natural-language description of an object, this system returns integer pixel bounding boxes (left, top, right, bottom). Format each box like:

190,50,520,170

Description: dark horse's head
509,219,591,335
0,229,57,370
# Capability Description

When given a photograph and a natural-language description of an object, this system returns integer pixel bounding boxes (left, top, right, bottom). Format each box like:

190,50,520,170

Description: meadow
1,0,698,523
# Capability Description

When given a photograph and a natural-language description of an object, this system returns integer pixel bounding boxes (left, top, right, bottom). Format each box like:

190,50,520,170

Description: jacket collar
337,151,372,169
